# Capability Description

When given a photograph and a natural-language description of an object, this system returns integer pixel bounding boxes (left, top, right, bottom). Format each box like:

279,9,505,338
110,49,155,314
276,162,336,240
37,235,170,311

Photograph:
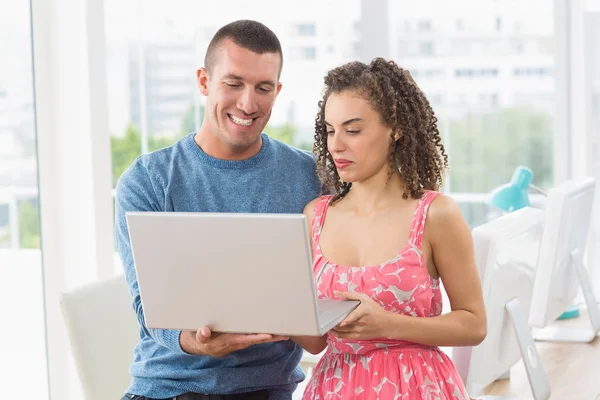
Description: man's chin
225,131,262,149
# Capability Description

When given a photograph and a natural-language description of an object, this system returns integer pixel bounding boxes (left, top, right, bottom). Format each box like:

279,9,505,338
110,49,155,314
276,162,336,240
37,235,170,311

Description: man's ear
275,81,283,98
197,68,209,96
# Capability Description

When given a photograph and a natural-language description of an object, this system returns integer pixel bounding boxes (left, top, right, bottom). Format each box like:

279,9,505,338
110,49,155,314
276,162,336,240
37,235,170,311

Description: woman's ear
393,129,402,142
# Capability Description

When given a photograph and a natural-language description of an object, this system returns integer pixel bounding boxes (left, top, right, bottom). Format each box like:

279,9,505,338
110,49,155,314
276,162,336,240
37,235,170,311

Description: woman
293,58,487,399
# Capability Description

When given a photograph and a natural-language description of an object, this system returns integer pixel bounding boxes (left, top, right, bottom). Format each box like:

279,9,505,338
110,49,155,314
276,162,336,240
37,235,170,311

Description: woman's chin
337,172,358,183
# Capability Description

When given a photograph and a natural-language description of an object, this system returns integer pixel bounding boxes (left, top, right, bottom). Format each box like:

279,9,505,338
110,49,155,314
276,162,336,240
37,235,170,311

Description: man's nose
237,88,258,115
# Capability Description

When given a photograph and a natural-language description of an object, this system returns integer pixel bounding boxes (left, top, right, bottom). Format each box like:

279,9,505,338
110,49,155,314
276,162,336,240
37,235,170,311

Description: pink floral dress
302,192,470,400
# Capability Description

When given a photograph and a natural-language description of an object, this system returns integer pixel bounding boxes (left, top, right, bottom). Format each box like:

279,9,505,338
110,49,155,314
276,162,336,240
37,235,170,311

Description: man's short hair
205,20,283,78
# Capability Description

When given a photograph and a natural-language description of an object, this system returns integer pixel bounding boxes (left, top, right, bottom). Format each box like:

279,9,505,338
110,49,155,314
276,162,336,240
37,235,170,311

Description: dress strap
408,191,441,248
311,195,335,251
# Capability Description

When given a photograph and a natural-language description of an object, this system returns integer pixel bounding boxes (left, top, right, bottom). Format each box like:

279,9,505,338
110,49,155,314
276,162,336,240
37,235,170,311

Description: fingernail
200,328,210,337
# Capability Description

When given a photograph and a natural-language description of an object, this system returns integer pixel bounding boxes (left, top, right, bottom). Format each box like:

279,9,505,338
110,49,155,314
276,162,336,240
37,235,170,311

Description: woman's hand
329,291,396,340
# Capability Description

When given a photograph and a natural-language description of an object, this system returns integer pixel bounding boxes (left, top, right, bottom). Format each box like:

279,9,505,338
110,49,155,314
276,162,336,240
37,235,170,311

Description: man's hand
180,326,290,357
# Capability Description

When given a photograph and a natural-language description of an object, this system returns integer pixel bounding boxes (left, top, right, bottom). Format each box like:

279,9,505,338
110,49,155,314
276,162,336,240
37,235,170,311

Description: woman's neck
343,170,407,214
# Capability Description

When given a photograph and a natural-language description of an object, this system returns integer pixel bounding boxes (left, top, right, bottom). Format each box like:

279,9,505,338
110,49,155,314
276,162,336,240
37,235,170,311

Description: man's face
197,39,282,151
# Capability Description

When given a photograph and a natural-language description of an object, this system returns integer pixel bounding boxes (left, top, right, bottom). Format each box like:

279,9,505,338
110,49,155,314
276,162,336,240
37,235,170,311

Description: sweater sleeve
114,158,186,354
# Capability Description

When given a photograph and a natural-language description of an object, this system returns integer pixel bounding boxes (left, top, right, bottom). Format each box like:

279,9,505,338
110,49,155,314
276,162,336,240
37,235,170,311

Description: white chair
60,273,138,400
299,351,323,377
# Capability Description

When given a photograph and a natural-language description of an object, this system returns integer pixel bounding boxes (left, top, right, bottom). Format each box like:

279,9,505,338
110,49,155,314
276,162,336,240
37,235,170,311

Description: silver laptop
126,211,360,336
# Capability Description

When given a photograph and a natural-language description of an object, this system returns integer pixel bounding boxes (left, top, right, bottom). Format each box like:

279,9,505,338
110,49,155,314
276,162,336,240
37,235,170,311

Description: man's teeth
229,115,253,126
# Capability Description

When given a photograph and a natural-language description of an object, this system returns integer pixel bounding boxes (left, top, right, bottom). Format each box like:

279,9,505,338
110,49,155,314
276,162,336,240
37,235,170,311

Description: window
512,38,525,53
418,20,432,32
105,1,364,188
450,39,472,56
455,68,498,78
430,93,445,105
424,69,443,78
389,0,555,227
0,1,48,398
294,23,316,36
513,67,553,77
290,46,317,60
398,40,420,57
584,4,600,295
478,93,499,106
420,41,434,56
106,0,559,227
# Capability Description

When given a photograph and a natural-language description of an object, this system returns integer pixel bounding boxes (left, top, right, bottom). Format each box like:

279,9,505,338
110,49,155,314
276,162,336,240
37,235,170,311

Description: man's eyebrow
222,74,244,80
258,80,277,87
324,118,363,126
222,74,276,87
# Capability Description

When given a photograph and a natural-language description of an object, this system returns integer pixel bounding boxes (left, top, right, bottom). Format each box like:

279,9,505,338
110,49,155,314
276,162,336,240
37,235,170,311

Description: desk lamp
488,166,579,320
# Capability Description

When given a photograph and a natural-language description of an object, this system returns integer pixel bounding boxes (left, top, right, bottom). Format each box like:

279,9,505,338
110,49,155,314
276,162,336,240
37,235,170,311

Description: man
115,20,321,400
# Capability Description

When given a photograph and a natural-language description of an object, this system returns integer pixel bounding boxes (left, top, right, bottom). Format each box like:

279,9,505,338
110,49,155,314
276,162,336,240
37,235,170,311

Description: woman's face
324,90,395,183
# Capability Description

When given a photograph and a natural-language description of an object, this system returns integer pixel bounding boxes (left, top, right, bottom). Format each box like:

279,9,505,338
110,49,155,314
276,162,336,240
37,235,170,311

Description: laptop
126,211,360,336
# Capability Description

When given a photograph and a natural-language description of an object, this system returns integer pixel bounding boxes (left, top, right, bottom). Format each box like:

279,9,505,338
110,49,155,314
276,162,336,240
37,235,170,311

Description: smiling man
115,20,321,400
196,22,283,160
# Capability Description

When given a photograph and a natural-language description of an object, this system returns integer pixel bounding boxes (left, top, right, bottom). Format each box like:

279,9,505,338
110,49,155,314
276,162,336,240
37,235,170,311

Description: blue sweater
115,133,321,399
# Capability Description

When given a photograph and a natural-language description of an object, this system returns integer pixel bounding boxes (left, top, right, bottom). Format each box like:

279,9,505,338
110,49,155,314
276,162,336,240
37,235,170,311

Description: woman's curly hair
314,58,448,201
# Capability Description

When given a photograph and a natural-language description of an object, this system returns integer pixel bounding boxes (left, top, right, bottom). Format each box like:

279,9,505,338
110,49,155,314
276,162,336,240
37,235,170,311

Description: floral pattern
303,192,470,400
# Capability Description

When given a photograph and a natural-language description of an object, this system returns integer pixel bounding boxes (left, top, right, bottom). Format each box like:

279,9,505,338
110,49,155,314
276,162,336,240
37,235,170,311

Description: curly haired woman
292,58,487,399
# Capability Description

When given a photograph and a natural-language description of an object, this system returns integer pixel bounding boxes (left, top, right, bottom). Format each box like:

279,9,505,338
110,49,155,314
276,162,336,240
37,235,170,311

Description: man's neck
194,128,263,161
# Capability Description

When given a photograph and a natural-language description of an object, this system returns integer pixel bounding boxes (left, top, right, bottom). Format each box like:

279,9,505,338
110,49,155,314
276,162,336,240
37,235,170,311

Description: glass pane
588,11,600,139
585,5,600,298
587,0,600,11
390,0,555,226
104,0,362,187
0,1,48,397
105,0,199,187
105,0,559,226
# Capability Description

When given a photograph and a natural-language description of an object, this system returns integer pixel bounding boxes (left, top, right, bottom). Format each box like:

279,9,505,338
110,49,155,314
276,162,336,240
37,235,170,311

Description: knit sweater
115,133,321,399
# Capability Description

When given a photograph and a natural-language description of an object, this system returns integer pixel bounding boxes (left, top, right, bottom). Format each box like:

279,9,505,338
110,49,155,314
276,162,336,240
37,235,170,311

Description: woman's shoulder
303,195,334,217
425,192,460,219
424,192,467,241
